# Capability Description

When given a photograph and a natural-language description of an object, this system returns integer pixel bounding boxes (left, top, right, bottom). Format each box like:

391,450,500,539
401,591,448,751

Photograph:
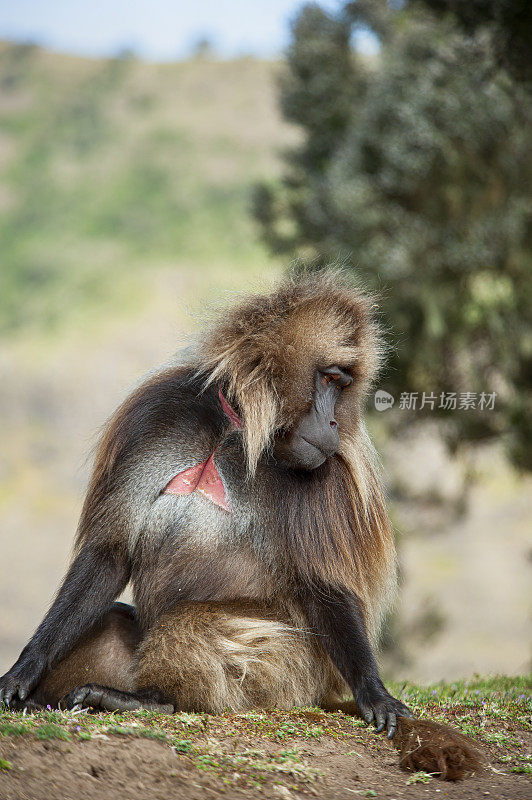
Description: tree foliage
253,1,531,467
416,0,532,84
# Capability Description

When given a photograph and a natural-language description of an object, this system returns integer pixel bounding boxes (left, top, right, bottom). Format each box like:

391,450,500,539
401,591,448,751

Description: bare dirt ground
0,707,530,800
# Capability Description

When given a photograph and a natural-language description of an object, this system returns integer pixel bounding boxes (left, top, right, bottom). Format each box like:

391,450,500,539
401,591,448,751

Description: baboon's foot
60,683,174,714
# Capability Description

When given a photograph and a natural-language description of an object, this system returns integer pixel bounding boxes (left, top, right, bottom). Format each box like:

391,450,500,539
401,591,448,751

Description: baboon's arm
299,582,412,738
0,543,129,706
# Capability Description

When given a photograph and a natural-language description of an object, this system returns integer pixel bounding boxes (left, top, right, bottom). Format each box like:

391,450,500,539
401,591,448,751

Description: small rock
272,786,293,800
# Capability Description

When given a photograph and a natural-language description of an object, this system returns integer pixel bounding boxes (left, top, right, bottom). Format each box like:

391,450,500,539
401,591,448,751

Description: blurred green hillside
0,41,295,334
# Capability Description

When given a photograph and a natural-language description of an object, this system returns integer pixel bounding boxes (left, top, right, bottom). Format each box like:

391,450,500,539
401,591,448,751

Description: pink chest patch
163,450,231,512
162,388,242,513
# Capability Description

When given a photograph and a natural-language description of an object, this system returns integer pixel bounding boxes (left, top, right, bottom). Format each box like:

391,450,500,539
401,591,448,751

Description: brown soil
0,725,529,800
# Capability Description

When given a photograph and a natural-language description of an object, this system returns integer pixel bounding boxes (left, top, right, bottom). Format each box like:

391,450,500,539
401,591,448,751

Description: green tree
415,0,532,84
253,2,532,467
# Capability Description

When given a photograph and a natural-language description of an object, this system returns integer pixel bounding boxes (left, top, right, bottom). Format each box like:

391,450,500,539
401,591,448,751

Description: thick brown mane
275,449,396,644
192,268,394,637
196,269,385,473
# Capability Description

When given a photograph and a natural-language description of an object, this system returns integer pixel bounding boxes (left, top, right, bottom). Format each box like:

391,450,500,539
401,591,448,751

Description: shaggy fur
393,717,485,780
5,269,484,781
322,699,485,781
196,269,384,473
77,269,396,641
194,269,396,641
135,601,346,714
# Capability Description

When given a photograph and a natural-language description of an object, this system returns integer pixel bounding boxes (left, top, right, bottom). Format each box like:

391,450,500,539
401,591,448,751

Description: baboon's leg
135,602,346,714
60,601,346,715
16,603,141,710
60,682,174,713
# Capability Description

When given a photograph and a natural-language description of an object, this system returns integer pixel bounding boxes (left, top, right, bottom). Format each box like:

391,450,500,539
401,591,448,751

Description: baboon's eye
320,366,353,390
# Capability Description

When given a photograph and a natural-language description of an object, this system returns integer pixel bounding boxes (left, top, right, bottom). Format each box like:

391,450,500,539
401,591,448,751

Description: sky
0,0,378,61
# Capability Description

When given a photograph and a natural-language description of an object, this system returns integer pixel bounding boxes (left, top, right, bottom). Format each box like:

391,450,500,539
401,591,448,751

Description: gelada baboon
0,271,482,779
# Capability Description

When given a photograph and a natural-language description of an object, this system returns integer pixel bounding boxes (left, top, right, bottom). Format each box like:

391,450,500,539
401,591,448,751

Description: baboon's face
273,366,352,471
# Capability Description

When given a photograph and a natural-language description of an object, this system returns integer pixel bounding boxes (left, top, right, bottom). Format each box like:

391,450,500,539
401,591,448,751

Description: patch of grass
0,711,36,738
0,721,28,736
195,753,220,771
171,712,205,728
482,731,521,746
172,739,193,753
191,746,320,784
41,710,66,724
230,707,354,742
387,675,531,733
511,763,531,774
138,727,167,741
0,758,12,771
387,674,531,707
0,675,529,791
106,724,137,736
35,723,70,741
406,770,432,784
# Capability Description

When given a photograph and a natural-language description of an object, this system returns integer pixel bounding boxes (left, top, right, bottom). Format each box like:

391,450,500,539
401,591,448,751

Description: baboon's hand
355,678,413,739
0,661,42,707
